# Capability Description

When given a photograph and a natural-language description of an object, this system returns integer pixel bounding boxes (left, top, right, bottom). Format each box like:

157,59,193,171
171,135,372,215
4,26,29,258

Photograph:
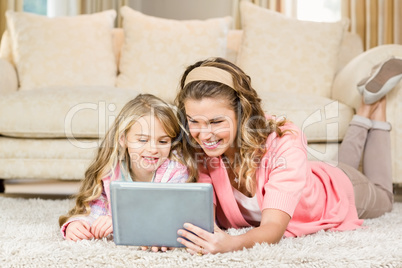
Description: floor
1,179,402,202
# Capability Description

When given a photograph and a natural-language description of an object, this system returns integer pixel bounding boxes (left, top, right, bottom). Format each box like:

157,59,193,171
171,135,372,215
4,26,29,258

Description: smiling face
184,97,238,160
120,115,172,181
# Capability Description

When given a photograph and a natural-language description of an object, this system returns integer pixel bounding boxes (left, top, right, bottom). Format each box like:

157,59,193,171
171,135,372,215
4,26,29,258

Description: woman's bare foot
370,97,387,122
356,97,386,121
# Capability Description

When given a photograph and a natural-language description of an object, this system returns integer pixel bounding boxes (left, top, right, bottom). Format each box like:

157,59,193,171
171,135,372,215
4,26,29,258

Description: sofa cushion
0,137,96,160
116,6,232,104
5,10,117,90
0,31,14,66
0,88,352,142
259,92,354,143
0,58,18,94
0,87,140,138
226,30,242,63
0,137,96,180
237,2,348,98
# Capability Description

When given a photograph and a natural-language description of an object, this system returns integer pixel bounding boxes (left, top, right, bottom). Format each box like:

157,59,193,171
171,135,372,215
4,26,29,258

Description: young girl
59,94,190,243
174,57,396,255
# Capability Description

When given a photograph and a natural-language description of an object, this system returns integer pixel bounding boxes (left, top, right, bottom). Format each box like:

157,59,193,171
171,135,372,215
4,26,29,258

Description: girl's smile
142,156,159,164
120,115,172,181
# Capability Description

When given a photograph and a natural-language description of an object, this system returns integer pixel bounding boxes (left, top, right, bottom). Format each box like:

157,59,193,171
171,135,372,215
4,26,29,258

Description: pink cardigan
198,121,363,237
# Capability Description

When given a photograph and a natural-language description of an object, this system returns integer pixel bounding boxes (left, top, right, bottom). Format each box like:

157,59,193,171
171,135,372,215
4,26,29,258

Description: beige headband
184,66,234,89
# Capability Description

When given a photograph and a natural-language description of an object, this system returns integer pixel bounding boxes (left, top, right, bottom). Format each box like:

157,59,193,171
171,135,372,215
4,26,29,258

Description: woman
174,57,398,255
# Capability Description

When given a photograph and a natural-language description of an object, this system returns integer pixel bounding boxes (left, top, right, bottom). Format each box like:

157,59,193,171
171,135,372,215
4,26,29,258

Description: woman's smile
203,140,221,149
184,97,238,158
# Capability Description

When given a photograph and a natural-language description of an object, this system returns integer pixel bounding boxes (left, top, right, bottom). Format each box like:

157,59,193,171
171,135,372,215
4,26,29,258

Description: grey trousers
337,115,394,219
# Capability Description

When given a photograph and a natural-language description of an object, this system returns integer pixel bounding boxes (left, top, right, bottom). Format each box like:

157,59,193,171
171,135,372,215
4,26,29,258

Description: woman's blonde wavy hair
175,57,288,194
59,94,186,227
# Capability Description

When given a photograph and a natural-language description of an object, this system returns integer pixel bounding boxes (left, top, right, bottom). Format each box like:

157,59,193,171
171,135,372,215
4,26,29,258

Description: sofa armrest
0,58,18,94
336,32,363,73
332,44,402,111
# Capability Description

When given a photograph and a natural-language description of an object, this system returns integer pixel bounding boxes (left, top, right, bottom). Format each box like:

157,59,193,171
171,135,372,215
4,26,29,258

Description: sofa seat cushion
258,92,354,142
0,157,91,180
0,136,97,160
0,88,353,142
0,137,95,180
0,87,140,138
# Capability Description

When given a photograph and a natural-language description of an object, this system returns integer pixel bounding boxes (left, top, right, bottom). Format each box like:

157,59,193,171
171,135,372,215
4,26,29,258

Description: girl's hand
90,215,113,239
140,246,173,252
65,221,94,241
177,223,236,255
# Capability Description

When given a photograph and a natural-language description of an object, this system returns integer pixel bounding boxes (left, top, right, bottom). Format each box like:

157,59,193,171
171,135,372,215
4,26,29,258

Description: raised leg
338,97,393,218
363,97,393,195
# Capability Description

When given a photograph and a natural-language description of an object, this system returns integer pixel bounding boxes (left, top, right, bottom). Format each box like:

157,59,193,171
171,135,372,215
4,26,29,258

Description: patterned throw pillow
116,6,232,103
6,10,117,90
237,2,348,98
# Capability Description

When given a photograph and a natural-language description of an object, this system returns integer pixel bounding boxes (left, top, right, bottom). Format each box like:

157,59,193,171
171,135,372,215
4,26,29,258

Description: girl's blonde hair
59,94,185,227
175,57,288,193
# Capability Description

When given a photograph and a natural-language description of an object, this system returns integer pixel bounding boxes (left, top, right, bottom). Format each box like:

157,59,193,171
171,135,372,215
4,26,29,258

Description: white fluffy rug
1,196,402,268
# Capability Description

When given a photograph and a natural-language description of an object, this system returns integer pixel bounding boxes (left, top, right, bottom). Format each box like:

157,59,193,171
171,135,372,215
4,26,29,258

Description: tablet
110,181,214,247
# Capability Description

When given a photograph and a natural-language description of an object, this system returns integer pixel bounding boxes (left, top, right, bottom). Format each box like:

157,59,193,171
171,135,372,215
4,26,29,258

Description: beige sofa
0,5,401,189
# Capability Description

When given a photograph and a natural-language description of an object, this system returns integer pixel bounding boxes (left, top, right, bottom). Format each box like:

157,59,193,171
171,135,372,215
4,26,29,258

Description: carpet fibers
1,196,401,268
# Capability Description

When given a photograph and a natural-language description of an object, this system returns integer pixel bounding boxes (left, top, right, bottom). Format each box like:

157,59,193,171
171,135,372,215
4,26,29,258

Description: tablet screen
111,181,214,247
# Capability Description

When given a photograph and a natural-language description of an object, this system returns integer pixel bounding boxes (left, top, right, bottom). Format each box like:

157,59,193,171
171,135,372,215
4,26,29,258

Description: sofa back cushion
5,10,117,90
0,15,362,95
112,28,125,68
236,2,348,98
116,6,232,104
0,29,362,78
0,31,14,66
106,28,362,75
